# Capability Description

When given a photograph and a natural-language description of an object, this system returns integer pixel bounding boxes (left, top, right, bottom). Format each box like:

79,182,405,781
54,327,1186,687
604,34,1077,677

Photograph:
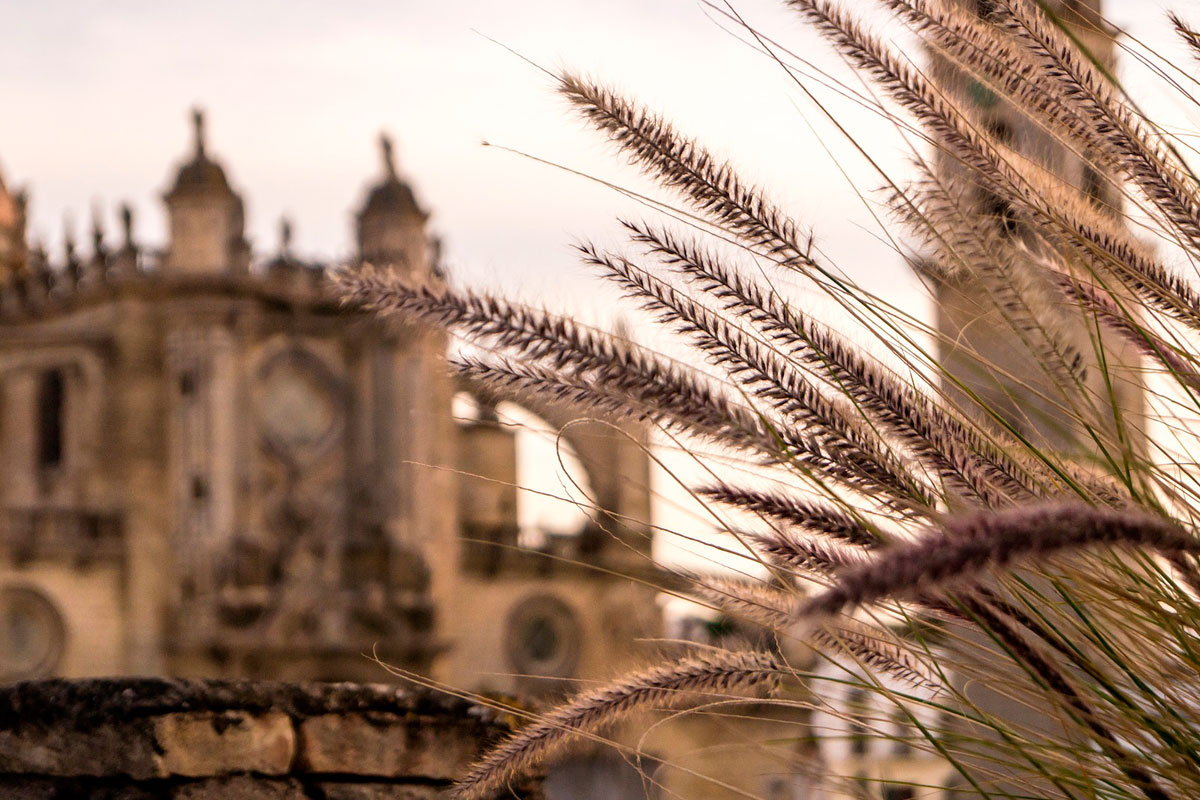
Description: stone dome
164,110,236,201
358,133,426,222
361,178,422,220
166,156,234,200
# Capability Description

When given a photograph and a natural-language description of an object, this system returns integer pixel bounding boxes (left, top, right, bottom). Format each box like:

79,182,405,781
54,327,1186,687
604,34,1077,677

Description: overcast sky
2,0,1194,566
2,1,1190,310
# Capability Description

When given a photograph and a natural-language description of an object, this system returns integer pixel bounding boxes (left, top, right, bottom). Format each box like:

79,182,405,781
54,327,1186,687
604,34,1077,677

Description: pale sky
1,0,1194,567
1,1,1186,308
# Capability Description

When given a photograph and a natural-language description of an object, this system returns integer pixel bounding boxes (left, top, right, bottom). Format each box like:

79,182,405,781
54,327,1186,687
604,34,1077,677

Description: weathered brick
0,679,540,796
0,722,160,778
154,711,295,776
298,712,478,778
173,776,307,799
316,784,444,800
0,711,295,779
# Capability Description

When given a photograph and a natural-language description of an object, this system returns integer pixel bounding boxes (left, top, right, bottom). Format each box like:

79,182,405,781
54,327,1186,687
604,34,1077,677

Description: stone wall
0,678,543,799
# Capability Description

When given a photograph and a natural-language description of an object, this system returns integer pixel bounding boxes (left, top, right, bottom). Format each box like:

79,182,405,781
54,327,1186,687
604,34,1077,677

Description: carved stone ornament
254,348,343,465
504,594,581,679
0,584,66,681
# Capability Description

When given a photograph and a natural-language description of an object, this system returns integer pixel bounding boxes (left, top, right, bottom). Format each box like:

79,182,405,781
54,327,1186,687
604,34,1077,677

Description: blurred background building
0,1,1136,797
0,109,660,700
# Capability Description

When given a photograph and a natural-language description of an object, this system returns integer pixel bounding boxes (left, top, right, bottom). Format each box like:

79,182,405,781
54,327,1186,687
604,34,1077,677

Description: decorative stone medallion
255,349,342,465
0,584,66,681
505,594,581,679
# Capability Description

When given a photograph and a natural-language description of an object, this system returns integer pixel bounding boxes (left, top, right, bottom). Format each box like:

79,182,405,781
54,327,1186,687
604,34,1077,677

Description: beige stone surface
0,721,160,778
0,562,125,678
154,711,295,777
0,679,542,796
298,712,478,779
0,711,294,780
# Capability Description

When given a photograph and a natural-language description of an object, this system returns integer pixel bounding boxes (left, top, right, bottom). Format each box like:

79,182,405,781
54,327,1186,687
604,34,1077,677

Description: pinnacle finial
192,107,206,158
279,216,293,255
63,214,77,262
380,132,396,178
119,203,134,248
91,204,105,255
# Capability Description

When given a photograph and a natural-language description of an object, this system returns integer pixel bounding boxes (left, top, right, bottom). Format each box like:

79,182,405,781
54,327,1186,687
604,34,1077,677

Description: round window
0,585,66,682
255,349,342,463
505,594,581,679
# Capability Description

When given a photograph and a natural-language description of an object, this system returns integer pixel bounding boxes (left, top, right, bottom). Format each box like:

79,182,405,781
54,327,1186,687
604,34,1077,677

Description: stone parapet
0,678,542,799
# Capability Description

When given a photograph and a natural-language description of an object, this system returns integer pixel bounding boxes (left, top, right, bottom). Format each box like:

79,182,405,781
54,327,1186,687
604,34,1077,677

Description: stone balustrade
0,507,122,564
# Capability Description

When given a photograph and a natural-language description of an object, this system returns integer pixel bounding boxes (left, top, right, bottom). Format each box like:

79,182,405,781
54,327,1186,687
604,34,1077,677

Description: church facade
0,111,661,700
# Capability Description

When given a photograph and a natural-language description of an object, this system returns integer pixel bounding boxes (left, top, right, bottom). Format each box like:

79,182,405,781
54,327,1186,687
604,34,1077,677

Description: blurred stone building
0,110,660,702
0,109,823,800
816,2,1131,799
929,0,1141,449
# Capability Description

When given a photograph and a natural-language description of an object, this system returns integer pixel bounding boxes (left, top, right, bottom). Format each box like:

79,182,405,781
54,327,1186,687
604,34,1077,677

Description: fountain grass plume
341,2,1200,797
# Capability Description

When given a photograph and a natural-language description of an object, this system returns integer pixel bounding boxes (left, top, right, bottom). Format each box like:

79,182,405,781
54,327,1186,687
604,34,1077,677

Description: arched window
36,370,64,470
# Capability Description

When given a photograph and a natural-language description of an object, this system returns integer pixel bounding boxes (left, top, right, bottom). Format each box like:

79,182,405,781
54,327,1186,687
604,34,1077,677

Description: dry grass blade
449,649,780,800
1053,272,1200,392
748,528,869,576
1171,12,1200,65
698,483,885,546
810,620,944,694
626,220,1033,506
800,503,1198,619
559,74,815,269
578,241,937,510
452,356,775,459
691,575,793,628
998,0,1200,256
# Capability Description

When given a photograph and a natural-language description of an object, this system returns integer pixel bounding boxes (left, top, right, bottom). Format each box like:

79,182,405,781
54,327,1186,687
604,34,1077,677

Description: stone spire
266,215,304,277
85,205,108,283
355,132,429,271
162,108,249,274
380,133,397,180
192,108,206,159
110,202,139,278
120,203,134,250
279,216,293,258
61,215,81,288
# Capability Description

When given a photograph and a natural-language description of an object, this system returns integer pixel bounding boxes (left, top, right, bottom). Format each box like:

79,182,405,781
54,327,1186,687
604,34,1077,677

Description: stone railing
0,507,122,565
0,678,543,799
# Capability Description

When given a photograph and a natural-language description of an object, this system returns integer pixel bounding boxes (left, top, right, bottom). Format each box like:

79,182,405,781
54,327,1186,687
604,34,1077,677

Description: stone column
1,369,37,507
114,299,169,674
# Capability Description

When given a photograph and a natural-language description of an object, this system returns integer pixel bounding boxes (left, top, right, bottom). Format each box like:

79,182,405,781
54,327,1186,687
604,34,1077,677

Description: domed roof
167,157,233,198
362,178,422,219
165,109,236,201
358,134,426,221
